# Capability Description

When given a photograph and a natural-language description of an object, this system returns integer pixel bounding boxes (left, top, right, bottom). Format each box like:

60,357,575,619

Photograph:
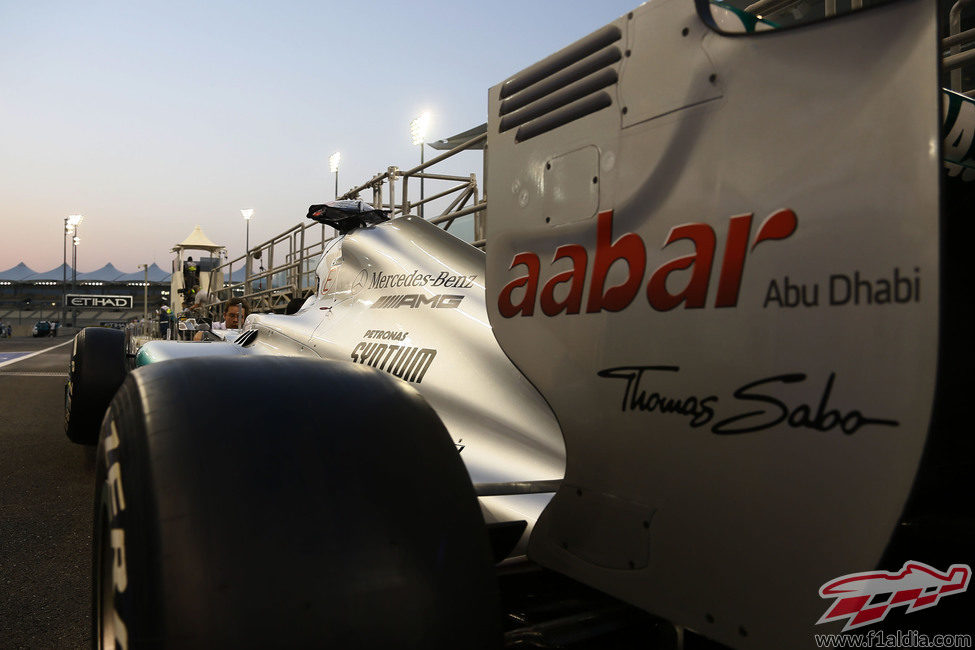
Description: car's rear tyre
93,356,500,649
65,327,126,445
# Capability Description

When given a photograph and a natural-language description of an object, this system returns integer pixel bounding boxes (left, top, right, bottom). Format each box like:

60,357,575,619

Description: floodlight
241,208,254,220
329,152,341,173
410,112,432,146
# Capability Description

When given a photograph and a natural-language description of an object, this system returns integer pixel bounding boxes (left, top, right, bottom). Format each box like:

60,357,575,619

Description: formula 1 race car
32,320,55,337
65,200,566,647
66,1,972,648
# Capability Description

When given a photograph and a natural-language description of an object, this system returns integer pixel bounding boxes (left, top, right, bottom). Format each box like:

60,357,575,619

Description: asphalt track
1,336,968,648
0,335,92,649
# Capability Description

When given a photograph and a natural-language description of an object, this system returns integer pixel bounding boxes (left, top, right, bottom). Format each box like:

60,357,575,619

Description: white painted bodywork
486,1,941,647
140,216,566,554
132,1,961,643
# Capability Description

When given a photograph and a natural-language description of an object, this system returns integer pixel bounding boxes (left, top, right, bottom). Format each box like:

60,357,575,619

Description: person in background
184,256,198,291
194,298,249,341
158,304,171,340
216,297,249,330
179,301,197,340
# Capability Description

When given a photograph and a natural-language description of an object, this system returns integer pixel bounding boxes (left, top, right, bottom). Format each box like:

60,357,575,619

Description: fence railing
208,131,486,314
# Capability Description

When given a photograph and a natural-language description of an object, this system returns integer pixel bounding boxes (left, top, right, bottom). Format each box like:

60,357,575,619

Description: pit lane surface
0,335,92,649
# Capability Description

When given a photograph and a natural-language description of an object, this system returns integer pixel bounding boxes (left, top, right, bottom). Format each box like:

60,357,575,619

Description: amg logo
371,294,464,309
350,342,437,383
66,294,134,309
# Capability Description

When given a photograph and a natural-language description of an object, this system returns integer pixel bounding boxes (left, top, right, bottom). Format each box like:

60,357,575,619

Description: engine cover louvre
497,24,621,144
514,92,613,143
498,24,621,99
499,46,622,117
500,68,618,134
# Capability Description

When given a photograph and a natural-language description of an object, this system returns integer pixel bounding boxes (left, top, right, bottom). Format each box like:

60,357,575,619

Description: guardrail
208,131,486,314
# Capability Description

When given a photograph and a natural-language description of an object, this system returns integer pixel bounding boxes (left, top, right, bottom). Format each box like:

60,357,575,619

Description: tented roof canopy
173,225,223,252
31,263,75,281
77,263,126,282
115,263,171,283
0,262,39,281
149,262,172,282
0,262,168,283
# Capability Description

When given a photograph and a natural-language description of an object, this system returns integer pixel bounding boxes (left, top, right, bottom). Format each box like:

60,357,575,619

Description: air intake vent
498,24,622,143
236,330,258,346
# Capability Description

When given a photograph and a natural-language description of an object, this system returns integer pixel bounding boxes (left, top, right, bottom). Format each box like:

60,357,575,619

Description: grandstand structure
0,260,172,330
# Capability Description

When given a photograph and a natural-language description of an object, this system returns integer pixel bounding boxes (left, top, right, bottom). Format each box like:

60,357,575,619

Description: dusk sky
1,0,639,274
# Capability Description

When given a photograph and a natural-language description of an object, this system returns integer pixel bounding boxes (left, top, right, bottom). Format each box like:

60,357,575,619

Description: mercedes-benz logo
351,269,368,295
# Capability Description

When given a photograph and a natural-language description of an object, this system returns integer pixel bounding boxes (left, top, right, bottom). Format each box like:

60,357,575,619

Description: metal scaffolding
209,131,487,315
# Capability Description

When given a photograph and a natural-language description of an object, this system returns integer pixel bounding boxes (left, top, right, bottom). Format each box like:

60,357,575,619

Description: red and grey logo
817,561,970,631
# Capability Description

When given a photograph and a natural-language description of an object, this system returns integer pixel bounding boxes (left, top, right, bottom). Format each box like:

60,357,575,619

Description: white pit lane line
0,339,73,369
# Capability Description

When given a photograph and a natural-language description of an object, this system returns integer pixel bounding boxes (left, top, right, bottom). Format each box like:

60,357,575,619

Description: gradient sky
0,0,640,273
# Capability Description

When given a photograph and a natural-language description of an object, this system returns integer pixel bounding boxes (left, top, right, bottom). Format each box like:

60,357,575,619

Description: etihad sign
498,209,798,317
66,294,134,309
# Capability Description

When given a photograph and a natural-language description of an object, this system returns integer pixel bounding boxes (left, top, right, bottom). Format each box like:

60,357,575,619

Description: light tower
329,152,341,199
410,112,432,218
241,208,254,294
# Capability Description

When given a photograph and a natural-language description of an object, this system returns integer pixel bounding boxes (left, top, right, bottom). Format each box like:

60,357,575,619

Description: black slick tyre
93,356,500,649
65,327,127,445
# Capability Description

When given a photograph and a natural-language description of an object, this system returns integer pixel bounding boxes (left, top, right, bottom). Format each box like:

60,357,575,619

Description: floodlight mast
410,112,432,218
241,209,254,294
138,263,149,326
62,219,69,324
62,214,83,325
329,152,341,199
72,233,80,325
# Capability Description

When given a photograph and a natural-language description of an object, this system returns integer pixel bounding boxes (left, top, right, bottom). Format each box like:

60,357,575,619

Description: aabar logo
817,561,971,631
497,208,797,317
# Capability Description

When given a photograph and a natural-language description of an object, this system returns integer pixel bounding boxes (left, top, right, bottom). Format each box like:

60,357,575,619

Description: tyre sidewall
66,327,127,445
93,357,500,649
93,373,161,649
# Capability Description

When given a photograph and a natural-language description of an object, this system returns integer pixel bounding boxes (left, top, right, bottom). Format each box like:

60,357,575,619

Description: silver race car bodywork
485,0,967,647
137,215,566,554
79,2,971,647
